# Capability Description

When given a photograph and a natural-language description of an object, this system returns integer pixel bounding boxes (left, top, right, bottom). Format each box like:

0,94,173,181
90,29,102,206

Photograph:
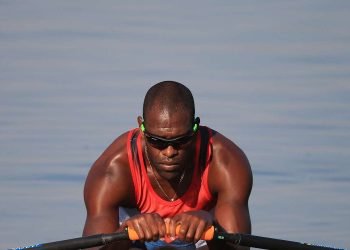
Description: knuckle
198,220,207,228
138,215,146,223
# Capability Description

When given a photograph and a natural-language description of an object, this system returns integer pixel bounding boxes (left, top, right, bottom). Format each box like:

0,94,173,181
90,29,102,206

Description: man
83,81,252,249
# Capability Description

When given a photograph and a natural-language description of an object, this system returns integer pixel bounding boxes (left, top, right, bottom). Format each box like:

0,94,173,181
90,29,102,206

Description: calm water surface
1,1,349,249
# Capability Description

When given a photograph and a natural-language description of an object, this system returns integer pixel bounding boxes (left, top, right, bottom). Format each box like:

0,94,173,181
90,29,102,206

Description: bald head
143,81,195,123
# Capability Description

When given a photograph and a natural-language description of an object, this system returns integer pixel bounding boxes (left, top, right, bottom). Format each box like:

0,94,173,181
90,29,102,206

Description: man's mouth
158,163,181,172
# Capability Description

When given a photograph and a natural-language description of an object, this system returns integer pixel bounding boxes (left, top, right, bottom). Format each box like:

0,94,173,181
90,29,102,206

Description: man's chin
157,169,183,181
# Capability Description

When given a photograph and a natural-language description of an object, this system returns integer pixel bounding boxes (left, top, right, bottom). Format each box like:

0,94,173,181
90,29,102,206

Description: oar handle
127,225,215,241
9,232,130,250
128,225,344,250
214,233,345,250
10,227,345,250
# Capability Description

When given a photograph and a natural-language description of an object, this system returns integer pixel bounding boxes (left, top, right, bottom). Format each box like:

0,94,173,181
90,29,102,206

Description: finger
129,220,145,241
193,220,207,242
137,216,154,241
184,220,199,242
183,216,206,242
177,221,190,241
167,217,179,241
147,214,164,241
158,217,167,239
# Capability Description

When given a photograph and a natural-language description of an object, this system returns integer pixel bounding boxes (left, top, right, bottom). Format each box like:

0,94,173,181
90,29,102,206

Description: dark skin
83,107,252,250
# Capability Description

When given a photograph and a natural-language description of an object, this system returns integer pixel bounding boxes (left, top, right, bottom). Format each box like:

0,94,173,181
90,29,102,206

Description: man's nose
162,144,178,158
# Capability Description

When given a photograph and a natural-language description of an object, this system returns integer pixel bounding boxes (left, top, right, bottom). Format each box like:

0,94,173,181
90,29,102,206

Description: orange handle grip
127,225,215,241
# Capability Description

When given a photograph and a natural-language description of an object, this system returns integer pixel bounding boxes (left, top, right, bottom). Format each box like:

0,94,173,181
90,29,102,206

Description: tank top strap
198,126,214,200
198,126,213,173
127,128,143,203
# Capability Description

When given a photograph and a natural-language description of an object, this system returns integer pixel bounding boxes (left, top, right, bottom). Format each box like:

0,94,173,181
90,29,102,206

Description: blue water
1,1,349,249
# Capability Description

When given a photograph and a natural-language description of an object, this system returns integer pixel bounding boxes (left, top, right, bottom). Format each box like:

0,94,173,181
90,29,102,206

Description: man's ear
137,116,143,128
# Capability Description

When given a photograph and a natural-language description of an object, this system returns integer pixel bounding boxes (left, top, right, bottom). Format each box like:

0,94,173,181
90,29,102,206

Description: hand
120,213,166,242
167,210,213,243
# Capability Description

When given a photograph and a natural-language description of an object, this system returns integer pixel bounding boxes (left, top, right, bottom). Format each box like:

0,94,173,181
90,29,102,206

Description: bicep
83,172,118,235
83,156,134,235
210,134,253,234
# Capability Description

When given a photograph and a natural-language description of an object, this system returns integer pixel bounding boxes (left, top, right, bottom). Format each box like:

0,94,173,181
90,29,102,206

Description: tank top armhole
126,128,140,204
202,128,214,200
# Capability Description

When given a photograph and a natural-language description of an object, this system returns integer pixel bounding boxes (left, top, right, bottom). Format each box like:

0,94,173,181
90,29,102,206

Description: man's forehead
145,109,192,130
146,107,191,122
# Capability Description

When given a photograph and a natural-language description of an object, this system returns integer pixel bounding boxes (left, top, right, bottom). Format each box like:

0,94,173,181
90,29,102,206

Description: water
1,1,349,249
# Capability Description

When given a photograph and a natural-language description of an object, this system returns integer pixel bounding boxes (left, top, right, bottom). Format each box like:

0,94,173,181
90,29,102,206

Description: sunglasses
143,130,196,149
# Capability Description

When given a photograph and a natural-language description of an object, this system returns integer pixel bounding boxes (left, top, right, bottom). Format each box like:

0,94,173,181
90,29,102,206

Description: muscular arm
82,133,134,249
208,132,253,250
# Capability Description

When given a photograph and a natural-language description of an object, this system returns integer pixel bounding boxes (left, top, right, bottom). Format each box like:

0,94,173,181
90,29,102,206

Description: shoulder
208,128,253,199
209,129,248,168
89,131,130,177
84,130,136,207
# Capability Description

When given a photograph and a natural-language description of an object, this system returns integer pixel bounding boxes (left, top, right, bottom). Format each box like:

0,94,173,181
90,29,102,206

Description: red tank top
126,126,215,218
